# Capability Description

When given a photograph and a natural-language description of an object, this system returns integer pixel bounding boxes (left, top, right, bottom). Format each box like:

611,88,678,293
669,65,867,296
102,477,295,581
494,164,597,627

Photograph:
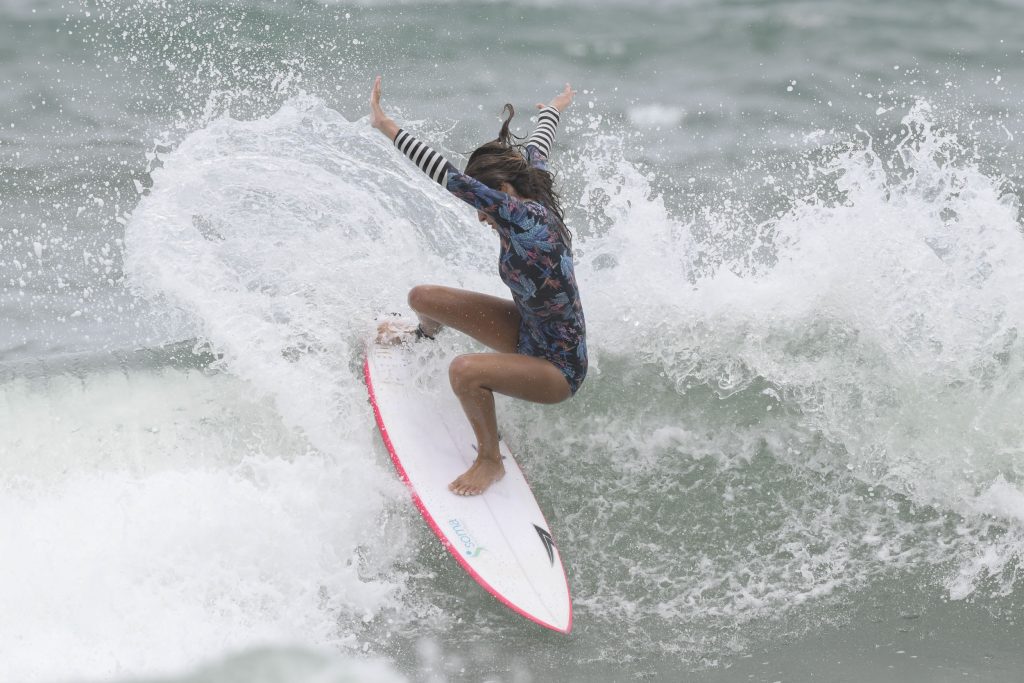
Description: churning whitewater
4,0,1024,680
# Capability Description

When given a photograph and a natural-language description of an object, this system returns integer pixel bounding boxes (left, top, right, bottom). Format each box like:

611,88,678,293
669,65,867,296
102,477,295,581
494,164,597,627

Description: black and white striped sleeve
525,105,561,158
393,129,455,186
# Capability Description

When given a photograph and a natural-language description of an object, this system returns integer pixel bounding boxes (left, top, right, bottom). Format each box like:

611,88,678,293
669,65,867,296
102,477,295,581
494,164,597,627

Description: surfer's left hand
537,83,576,113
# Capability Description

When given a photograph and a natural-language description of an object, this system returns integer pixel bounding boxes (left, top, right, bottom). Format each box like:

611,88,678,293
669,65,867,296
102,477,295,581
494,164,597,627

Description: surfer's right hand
369,76,399,140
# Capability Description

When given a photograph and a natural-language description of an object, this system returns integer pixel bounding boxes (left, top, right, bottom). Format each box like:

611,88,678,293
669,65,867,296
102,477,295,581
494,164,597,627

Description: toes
448,480,481,496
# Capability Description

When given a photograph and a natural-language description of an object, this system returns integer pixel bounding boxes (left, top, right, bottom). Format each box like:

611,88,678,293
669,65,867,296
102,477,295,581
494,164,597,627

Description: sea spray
506,97,1024,654
120,94,1024,663
6,0,1024,678
675,101,1024,524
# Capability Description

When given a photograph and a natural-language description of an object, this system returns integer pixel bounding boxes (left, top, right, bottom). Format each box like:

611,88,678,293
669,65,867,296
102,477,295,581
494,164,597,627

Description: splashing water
117,92,1024,674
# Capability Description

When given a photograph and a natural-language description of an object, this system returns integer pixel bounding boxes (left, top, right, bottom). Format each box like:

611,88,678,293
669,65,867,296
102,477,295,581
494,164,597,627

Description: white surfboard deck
364,340,572,634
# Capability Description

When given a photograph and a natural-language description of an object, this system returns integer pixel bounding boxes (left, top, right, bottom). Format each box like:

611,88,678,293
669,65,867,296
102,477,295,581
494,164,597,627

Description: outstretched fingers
540,82,576,113
370,75,380,106
369,76,399,138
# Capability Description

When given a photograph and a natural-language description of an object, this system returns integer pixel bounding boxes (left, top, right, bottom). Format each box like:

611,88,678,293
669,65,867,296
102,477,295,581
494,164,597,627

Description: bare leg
408,284,520,353
396,284,568,495
447,353,571,496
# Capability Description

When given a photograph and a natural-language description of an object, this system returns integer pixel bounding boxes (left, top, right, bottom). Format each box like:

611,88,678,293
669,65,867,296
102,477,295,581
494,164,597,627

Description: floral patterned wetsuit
393,106,588,394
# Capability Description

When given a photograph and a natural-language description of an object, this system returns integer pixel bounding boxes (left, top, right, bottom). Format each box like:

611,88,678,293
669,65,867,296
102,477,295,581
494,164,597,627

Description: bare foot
375,319,417,345
376,319,439,345
449,455,505,496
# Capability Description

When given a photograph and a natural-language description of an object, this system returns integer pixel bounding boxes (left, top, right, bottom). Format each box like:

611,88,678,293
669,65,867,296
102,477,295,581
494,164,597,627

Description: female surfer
369,76,587,497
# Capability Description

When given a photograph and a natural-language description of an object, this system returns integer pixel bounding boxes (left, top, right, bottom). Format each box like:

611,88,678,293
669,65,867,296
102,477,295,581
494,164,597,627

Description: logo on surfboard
534,525,556,566
449,518,487,558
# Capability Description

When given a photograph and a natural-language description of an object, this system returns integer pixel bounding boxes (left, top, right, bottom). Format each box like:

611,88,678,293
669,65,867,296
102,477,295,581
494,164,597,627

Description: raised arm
368,77,572,228
525,83,576,168
370,75,458,186
525,107,560,169
393,128,457,185
390,128,548,236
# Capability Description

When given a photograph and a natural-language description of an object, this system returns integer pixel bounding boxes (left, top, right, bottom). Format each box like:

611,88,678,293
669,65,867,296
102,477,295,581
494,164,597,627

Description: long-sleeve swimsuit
393,106,587,394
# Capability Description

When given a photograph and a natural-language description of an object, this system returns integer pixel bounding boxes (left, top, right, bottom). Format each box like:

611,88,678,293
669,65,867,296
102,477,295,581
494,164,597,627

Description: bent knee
407,284,442,313
448,355,483,393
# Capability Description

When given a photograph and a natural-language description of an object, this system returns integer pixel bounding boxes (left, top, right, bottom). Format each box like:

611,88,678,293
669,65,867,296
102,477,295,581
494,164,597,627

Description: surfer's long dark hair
464,104,571,247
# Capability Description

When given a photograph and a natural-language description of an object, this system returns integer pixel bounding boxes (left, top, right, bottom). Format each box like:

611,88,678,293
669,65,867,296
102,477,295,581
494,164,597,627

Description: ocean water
3,0,1024,681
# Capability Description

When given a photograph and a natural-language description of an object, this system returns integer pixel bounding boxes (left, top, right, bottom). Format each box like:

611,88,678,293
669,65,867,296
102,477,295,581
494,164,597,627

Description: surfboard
364,340,572,634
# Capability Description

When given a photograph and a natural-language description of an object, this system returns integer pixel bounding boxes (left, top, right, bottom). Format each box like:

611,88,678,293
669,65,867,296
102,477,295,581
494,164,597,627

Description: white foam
0,368,408,682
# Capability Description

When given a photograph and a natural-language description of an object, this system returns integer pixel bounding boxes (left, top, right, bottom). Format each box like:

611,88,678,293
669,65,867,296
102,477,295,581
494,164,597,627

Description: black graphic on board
534,524,555,566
